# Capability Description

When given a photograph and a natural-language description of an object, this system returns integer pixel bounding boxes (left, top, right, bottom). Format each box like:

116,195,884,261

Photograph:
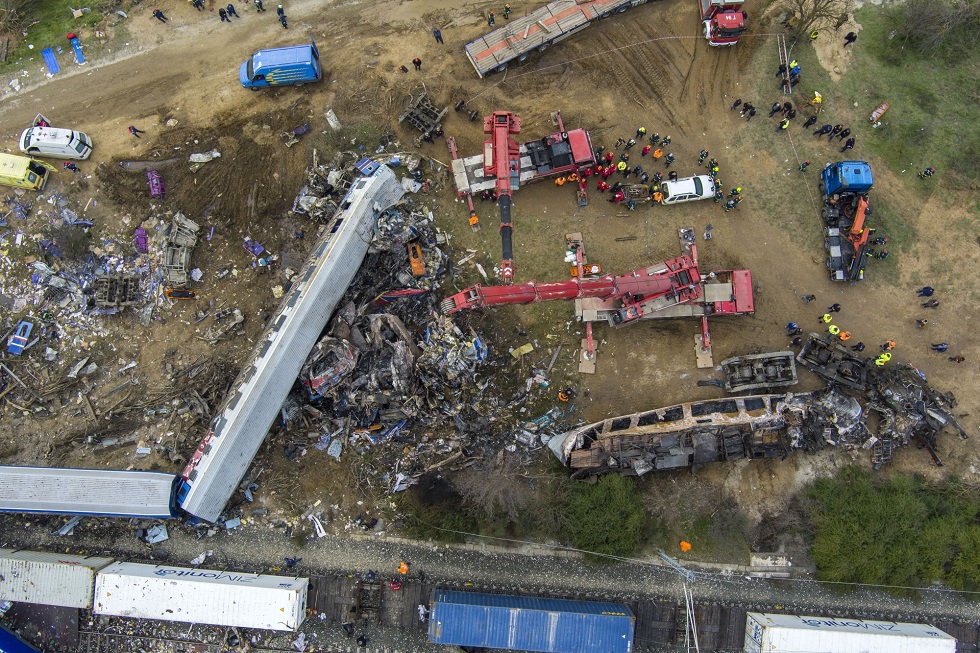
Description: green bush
562,474,647,560
803,467,980,591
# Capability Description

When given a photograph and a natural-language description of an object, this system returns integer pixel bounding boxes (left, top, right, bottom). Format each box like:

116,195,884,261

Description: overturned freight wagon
428,590,635,653
94,562,308,631
743,613,956,653
0,548,113,609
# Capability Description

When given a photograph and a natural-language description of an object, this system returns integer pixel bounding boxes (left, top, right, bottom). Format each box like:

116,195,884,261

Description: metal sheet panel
429,590,634,653
178,166,405,523
745,613,956,653
0,625,42,653
0,549,113,608
0,466,178,518
94,562,308,631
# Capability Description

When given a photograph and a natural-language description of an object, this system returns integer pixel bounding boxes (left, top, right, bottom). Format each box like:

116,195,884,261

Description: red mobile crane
449,110,596,285
442,237,755,367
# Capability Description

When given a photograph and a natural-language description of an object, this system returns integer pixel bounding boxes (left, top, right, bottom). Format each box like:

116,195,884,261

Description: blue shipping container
428,590,634,653
0,625,43,653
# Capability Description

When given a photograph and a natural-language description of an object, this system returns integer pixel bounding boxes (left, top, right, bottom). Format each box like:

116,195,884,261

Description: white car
659,175,715,205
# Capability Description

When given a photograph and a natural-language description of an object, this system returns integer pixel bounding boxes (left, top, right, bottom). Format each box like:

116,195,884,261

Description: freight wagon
428,590,635,653
0,549,113,609
93,562,308,631
744,612,956,653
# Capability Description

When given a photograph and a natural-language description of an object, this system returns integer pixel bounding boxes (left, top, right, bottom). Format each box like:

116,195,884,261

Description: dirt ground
0,0,977,533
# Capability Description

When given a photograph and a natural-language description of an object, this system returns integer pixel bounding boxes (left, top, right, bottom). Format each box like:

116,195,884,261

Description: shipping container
428,590,634,653
744,612,957,653
0,624,43,653
93,562,307,631
0,548,113,609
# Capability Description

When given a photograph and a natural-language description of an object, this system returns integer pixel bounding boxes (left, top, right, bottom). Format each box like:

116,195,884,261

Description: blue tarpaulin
41,48,60,75
70,36,85,64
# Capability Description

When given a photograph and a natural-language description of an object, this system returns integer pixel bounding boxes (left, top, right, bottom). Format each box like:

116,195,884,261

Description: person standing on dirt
768,102,781,118
828,303,842,313
226,3,239,17
698,149,709,165
829,124,843,141
918,167,937,179
151,8,168,21
192,0,204,10
279,11,287,27
851,342,865,352
218,7,229,21
487,10,495,25
253,0,265,11
504,4,511,18
730,98,742,111
840,137,856,153
432,28,444,43
777,118,790,132
775,64,787,77
837,127,851,141
799,160,811,172
802,116,817,129
814,124,832,137
917,286,935,296
782,101,792,115
844,31,858,47
881,340,896,351
932,343,949,353
129,125,145,138
412,57,422,71
745,107,757,121
664,153,675,167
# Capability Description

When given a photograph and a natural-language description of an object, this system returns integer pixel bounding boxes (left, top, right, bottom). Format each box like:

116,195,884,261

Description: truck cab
240,37,322,89
699,0,746,46
821,161,873,198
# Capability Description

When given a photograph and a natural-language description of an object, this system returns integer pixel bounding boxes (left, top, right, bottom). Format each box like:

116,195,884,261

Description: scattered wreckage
718,351,798,393
550,334,967,477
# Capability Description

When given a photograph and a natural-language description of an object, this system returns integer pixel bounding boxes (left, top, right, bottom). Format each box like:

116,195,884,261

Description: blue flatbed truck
240,37,322,89
820,161,874,282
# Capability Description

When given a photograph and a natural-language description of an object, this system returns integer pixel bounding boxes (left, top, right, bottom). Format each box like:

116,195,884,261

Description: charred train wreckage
550,334,967,477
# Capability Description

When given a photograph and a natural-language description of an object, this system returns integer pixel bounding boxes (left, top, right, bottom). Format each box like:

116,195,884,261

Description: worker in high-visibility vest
828,325,841,336
567,172,579,182
555,176,566,186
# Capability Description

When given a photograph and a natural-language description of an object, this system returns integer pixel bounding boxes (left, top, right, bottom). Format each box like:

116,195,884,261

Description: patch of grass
0,0,106,76
802,467,980,593
827,6,980,190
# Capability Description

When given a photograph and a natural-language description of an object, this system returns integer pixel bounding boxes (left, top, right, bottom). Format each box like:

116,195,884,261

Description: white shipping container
744,612,957,653
0,548,113,608
94,562,307,631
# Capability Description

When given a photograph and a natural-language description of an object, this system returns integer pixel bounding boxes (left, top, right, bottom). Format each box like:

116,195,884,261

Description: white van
19,114,93,160
660,174,715,205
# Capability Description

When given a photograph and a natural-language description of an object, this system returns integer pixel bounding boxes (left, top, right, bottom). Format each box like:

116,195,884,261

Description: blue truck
240,37,322,89
428,590,635,653
820,161,874,282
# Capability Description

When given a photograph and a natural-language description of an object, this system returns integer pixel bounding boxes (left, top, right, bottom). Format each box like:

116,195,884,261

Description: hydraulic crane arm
440,255,699,314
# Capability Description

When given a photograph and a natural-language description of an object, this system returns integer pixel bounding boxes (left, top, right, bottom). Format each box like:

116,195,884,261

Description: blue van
240,37,322,89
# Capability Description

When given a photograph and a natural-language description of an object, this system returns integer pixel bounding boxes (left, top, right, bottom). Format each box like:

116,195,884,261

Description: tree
0,0,38,32
782,0,854,39
893,0,980,55
563,474,647,560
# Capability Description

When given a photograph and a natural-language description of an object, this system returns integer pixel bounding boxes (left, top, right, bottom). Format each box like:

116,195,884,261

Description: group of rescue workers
550,127,744,211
